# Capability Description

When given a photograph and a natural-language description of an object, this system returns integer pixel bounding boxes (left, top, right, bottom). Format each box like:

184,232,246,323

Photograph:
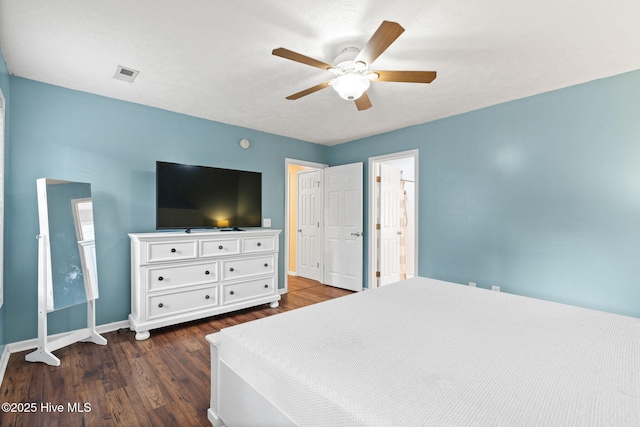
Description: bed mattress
218,277,640,426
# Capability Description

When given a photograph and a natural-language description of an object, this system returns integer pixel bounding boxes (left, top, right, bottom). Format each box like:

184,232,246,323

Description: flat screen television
156,161,262,231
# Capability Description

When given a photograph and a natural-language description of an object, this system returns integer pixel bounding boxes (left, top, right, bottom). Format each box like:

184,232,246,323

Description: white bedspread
218,277,640,426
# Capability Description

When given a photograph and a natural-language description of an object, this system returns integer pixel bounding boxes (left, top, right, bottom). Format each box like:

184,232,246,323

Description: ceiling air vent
113,65,139,83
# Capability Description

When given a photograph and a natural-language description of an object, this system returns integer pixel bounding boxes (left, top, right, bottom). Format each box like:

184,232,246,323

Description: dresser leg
135,330,151,340
269,301,279,308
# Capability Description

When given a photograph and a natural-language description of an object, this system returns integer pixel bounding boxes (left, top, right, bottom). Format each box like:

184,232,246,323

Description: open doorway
283,159,326,293
284,159,365,294
368,150,419,288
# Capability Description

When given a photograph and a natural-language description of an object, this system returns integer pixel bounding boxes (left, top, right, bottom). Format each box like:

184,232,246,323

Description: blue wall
330,70,640,317
4,77,328,342
3,67,640,346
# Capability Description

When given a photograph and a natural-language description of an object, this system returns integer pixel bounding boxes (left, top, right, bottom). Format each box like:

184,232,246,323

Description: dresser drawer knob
264,263,268,267
257,242,262,246
158,303,164,308
229,290,235,295
218,245,223,250
158,276,164,281
264,284,269,288
205,270,210,275
205,295,210,300
171,248,176,253
229,267,234,272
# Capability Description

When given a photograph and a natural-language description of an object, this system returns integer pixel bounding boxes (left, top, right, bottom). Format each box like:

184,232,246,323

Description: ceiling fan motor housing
333,47,362,70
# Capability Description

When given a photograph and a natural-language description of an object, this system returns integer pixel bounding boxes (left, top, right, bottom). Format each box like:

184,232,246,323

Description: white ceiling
1,0,639,146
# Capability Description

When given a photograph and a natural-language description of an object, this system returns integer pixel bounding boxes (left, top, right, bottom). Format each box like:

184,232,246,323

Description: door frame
367,149,419,289
284,158,327,294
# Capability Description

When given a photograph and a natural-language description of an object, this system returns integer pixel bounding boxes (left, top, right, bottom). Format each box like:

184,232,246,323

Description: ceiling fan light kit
272,21,437,111
332,72,371,100
329,47,372,100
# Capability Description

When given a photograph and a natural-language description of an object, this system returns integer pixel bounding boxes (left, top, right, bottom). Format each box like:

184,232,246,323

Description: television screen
156,161,262,230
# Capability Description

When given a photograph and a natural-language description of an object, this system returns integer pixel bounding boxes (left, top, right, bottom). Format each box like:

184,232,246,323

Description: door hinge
376,271,381,278
376,223,381,230
317,262,320,268
376,176,381,182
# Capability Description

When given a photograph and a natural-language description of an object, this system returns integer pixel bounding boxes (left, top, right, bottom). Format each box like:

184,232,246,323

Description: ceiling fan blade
354,92,372,111
272,48,335,71
286,81,331,100
371,70,437,83
355,21,405,66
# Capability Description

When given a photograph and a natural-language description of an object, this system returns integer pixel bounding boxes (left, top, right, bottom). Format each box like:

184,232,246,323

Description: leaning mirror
26,178,106,366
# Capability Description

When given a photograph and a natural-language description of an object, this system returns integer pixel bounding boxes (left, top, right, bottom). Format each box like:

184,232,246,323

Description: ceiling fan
272,21,437,111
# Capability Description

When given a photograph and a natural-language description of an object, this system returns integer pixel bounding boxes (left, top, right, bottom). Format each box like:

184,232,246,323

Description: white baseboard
5,319,131,354
0,320,130,388
288,271,297,276
0,345,10,388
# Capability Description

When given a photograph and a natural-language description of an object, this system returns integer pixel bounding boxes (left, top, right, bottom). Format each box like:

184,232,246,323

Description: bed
206,277,640,426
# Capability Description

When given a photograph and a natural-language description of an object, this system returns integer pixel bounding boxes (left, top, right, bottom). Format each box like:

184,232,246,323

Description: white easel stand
25,234,107,366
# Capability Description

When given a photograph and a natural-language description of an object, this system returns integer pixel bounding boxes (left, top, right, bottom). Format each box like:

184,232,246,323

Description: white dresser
128,229,281,340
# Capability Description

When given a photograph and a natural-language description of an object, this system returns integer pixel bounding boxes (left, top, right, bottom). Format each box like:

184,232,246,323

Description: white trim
0,345,9,388
6,320,130,354
288,271,297,276
283,158,327,294
367,149,419,289
0,319,129,387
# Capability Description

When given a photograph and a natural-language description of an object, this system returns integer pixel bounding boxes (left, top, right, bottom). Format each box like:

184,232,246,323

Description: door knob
350,232,363,237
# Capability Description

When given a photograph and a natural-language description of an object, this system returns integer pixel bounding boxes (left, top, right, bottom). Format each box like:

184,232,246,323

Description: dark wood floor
0,276,351,427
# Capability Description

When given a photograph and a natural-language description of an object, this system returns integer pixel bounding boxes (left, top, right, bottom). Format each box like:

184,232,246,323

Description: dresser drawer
147,285,218,320
200,238,240,257
221,255,275,281
242,235,276,254
146,261,218,292
221,277,276,305
146,240,197,263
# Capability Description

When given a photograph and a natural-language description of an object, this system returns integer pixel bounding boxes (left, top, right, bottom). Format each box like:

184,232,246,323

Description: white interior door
378,163,402,286
297,169,322,282
323,163,363,292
